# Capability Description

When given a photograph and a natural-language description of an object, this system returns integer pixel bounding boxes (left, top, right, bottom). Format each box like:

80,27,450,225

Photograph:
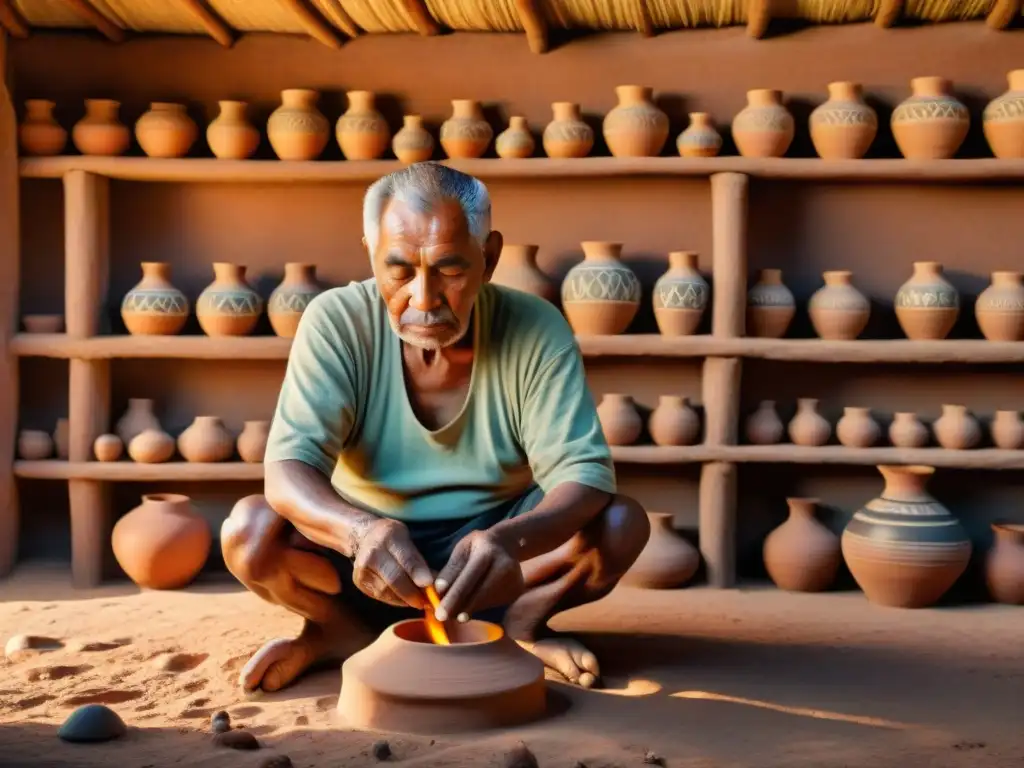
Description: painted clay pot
440,100,492,159
763,498,840,593
267,89,329,161
177,416,234,463
676,112,722,158
135,102,197,159
93,434,123,462
842,465,971,608
889,412,929,448
17,430,53,460
115,398,161,446
392,115,434,164
990,410,1024,450
206,100,260,160
237,420,270,463
19,99,67,156
747,268,795,338
653,251,709,337
196,263,263,337
561,242,641,335
746,400,784,445
836,407,880,448
975,271,1024,342
983,70,1024,159
491,245,556,302
891,77,969,160
732,89,794,158
121,261,189,336
496,116,535,159
53,418,69,460
336,90,390,160
809,82,878,160
268,263,322,338
986,523,1024,604
543,102,593,158
602,85,669,158
72,99,130,156
596,394,643,446
621,512,699,589
932,404,981,450
22,314,63,333
112,494,211,590
648,395,700,447
788,398,831,446
894,261,959,341
808,271,870,340
127,429,175,463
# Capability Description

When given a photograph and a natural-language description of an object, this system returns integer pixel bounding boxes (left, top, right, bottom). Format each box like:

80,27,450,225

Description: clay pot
747,269,795,338
983,70,1024,159
889,412,929,448
932,404,981,450
596,394,643,446
676,112,721,158
543,102,593,158
808,271,870,340
975,271,1024,342
93,434,123,462
621,512,699,589
135,102,197,159
72,99,130,156
842,465,971,608
440,100,492,159
121,262,189,336
491,245,556,302
891,76,969,160
602,85,669,158
112,494,211,590
196,263,263,337
336,90,390,160
206,100,260,160
22,314,64,333
836,407,880,448
17,430,53,460
19,100,67,156
392,115,434,163
653,251,709,337
53,418,69,460
746,400,784,445
788,398,831,446
894,261,959,341
267,89,329,161
809,82,878,160
986,523,1024,604
990,410,1024,450
177,416,234,463
237,420,270,463
127,429,175,463
115,398,161,445
268,263,322,338
561,242,641,335
763,498,840,593
496,116,535,159
732,89,794,158
648,396,700,447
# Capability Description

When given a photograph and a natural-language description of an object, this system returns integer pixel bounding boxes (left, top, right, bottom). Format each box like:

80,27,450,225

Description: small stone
372,739,392,760
503,741,539,768
259,757,293,768
210,710,231,734
5,634,63,662
643,750,665,766
58,703,127,743
213,729,260,750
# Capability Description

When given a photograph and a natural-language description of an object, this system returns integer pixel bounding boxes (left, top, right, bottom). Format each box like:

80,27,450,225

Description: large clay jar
732,89,794,158
268,263,322,338
983,70,1024,159
543,102,593,158
602,85,669,158
93,434,123,462
648,396,700,447
653,251,709,337
267,89,329,161
808,270,870,340
196,263,263,337
206,100,260,160
621,512,699,589
891,77,969,160
72,99,130,156
440,100,492,159
112,494,211,590
19,99,67,156
746,400,784,445
894,261,959,341
676,112,722,158
763,498,840,593
560,242,641,335
990,410,1024,450
889,412,929,448
121,261,189,336
177,416,234,463
975,271,1024,342
836,407,880,448
932,404,981,450
809,82,878,160
53,418,69,460
788,398,831,446
237,420,270,463
115,398,161,446
17,430,53,460
336,90,390,160
596,394,642,446
491,245,556,302
496,116,535,159
986,523,1024,604
842,465,972,608
135,102,197,159
127,429,175,463
747,268,795,338
392,115,434,164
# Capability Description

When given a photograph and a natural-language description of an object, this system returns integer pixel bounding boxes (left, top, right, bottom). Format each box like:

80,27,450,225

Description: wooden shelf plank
13,461,266,480
11,334,294,359
709,446,1024,469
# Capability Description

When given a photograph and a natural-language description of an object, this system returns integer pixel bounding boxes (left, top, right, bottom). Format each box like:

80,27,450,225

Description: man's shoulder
301,278,381,332
485,284,577,367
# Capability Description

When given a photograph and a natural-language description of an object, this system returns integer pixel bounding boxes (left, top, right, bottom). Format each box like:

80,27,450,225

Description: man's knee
221,494,279,584
595,493,650,580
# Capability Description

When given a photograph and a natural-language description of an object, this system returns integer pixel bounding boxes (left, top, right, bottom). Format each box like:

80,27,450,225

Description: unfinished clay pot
196,263,263,337
177,416,234,463
764,498,840,593
932,404,981,450
440,100,492,159
121,262,189,336
894,261,959,341
986,523,1024,604
112,494,211,590
561,242,641,335
496,116,535,159
267,89,329,161
842,465,971,608
22,314,64,333
127,429,175,463
72,99,130,156
676,112,721,158
53,418,69,460
747,269,795,338
115,398,161,445
93,434,123,462
268,263,322,338
597,394,643,446
648,396,700,446
975,271,1024,342
809,82,877,160
206,100,260,160
491,245,556,302
336,90,390,160
746,400,784,445
653,251,709,337
237,420,270,463
392,115,434,164
19,99,67,156
135,102,197,159
621,512,699,589
990,410,1024,450
732,89,794,158
17,430,52,460
891,77,969,160
836,407,880,448
983,70,1024,159
889,412,929,448
808,270,870,340
543,102,593,158
788,398,831,446
602,85,669,158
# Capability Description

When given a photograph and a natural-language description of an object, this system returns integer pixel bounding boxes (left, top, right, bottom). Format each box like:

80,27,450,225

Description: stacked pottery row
597,394,701,447
15,419,69,460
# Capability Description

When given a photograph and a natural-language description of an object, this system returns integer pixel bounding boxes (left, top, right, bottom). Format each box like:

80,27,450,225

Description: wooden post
702,357,741,446
711,172,748,339
699,462,737,588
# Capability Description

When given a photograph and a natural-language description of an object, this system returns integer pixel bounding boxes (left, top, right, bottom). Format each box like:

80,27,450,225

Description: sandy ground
0,563,1022,768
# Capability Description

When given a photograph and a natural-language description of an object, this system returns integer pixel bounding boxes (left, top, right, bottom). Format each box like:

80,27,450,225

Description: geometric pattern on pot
122,290,188,316
269,290,318,314
198,290,262,315
654,281,707,310
562,265,641,303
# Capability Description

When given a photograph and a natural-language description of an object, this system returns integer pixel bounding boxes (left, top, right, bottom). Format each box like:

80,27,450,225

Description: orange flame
423,585,450,645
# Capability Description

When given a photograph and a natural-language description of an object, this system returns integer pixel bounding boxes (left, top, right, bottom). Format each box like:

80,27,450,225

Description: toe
239,637,313,692
240,637,292,691
578,671,598,689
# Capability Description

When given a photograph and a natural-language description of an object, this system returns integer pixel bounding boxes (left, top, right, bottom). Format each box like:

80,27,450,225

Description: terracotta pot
788,398,831,446
932,404,981,450
746,400,784,445
983,70,1024,159
267,89,329,161
894,261,959,341
747,268,795,338
72,99,130,156
496,116,535,159
121,262,189,336
648,395,700,447
889,412,929,448
206,100,260,160
237,420,270,463
543,102,593,158
17,430,53,460
127,429,175,463
93,433,123,462
135,102,197,159
808,270,871,340
986,523,1024,605
732,89,794,158
177,416,234,463
809,82,878,160
676,112,722,158
842,465,971,608
621,512,699,589
196,263,263,337
112,493,211,590
561,242,641,335
22,314,64,333
392,115,434,163
891,76,969,160
491,245,556,302
336,90,390,160
53,418,69,460
836,407,880,448
596,394,643,446
764,498,840,593
268,263,322,338
990,410,1024,450
975,271,1024,342
653,251,709,337
440,100,492,159
115,398,161,445
19,99,67,156
602,85,669,158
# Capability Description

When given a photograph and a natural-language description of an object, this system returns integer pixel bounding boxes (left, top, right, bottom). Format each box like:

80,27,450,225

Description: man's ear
481,230,503,282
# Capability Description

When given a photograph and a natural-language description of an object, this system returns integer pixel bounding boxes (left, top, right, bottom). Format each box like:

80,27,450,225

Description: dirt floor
0,562,1021,768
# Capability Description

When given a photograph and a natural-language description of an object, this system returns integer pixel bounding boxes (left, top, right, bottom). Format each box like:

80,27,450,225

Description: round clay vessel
496,116,535,159
763,498,840,593
894,261,959,341
22,314,64,333
975,271,1024,342
53,418,69,460
621,512,699,589
17,429,53,460
121,261,189,336
267,89,329,161
268,262,322,338
990,410,1024,450
747,268,795,338
677,112,722,158
19,100,67,156
808,270,870,340
596,393,643,446
809,82,877,160
336,90,390,160
543,102,593,158
93,433,123,462
842,465,971,608
237,420,270,463
648,395,700,446
561,241,641,335
602,85,669,158
206,100,260,160
889,412,929,448
115,398,161,445
653,251,709,337
392,115,434,163
112,493,211,590
196,263,263,337
836,407,880,448
932,404,981,450
983,70,1024,159
72,99,130,156
177,416,234,463
338,618,545,734
788,398,831,446
891,76,969,160
746,400,784,445
732,89,794,158
440,100,492,159
135,102,197,159
491,244,556,302
127,428,175,463
986,523,1024,604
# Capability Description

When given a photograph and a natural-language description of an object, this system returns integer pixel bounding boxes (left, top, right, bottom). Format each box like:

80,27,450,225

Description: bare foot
517,635,601,689
240,619,368,693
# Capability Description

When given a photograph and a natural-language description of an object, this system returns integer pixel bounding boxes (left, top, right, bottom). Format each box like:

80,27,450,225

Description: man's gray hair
363,162,492,256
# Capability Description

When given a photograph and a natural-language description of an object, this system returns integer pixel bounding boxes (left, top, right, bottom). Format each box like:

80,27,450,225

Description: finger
354,567,407,607
386,536,434,591
435,540,473,598
437,552,491,622
529,641,583,685
282,548,342,595
571,648,601,678
378,555,428,610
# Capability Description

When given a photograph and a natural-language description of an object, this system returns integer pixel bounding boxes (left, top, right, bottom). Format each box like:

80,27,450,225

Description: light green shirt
264,278,616,522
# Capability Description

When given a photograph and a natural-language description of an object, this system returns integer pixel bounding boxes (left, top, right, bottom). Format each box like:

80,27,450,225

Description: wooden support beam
0,1,29,38
711,172,748,338
636,0,654,36
699,462,737,588
514,0,549,53
874,0,903,27
279,0,344,47
61,0,126,42
747,0,771,38
702,357,741,447
987,0,1021,29
69,479,111,587
180,0,234,46
401,0,440,34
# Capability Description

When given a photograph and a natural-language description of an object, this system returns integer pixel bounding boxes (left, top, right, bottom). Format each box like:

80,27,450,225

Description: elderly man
221,162,649,694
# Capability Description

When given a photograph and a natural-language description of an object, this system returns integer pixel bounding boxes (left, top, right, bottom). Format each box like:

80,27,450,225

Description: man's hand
351,518,434,609
434,530,525,622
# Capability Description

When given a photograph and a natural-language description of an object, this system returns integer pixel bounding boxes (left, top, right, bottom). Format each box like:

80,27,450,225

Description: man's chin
396,325,463,350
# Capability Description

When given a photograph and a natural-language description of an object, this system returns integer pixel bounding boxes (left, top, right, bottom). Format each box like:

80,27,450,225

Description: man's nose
408,270,441,312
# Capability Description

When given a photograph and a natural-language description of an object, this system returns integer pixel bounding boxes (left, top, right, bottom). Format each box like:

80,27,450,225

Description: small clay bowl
18,429,54,459
22,314,64,333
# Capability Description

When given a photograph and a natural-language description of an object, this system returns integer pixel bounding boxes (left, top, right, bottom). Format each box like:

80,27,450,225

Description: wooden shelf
11,334,293,359
706,445,1024,470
